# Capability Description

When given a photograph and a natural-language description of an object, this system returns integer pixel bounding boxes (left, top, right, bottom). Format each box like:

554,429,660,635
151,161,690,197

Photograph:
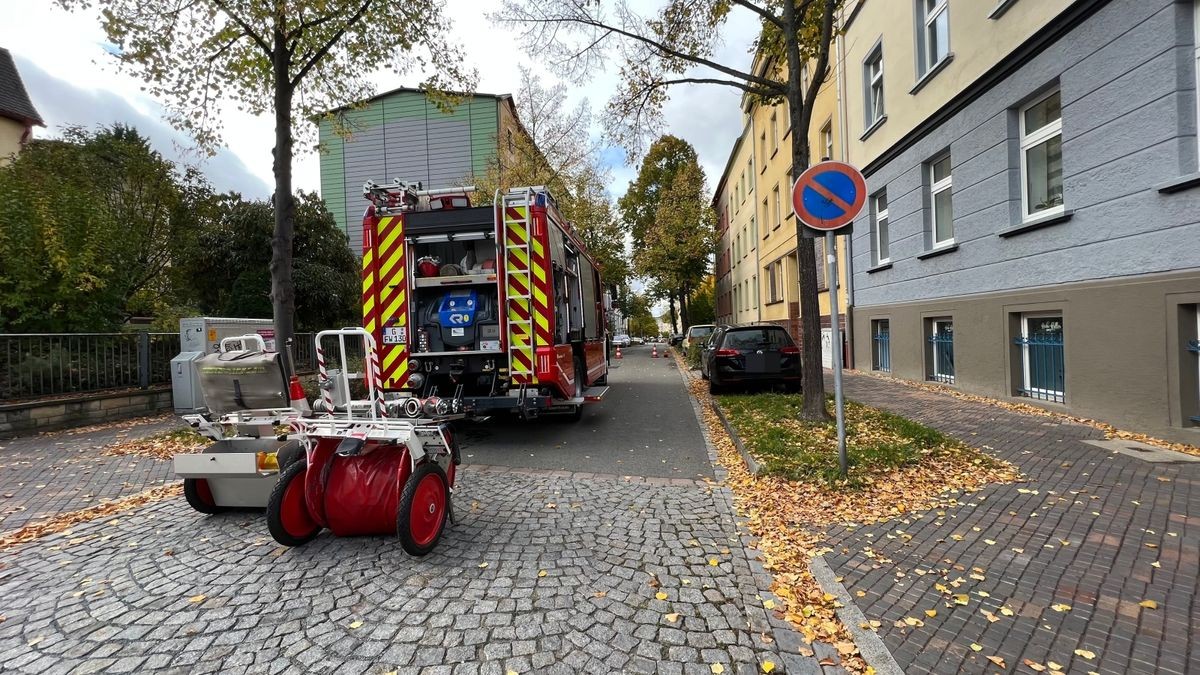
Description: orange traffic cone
615,346,623,359
288,375,311,415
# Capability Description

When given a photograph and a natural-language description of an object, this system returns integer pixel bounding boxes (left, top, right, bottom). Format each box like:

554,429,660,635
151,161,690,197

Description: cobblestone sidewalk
1,466,809,674
821,372,1198,675
0,416,181,531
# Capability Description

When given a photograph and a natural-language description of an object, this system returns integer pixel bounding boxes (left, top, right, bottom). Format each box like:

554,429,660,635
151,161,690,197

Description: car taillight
780,346,800,355
715,349,739,357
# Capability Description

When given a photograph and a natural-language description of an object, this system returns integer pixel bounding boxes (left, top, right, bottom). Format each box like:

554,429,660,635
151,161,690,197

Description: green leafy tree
175,192,359,331
687,275,716,326
496,0,841,421
622,137,713,330
58,0,476,372
0,125,206,331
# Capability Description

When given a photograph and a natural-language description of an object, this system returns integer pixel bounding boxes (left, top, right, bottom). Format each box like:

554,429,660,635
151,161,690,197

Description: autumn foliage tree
469,68,631,311
497,0,841,421
57,0,475,372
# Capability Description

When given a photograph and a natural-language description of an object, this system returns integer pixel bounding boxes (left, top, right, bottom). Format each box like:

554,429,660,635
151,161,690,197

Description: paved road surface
458,344,712,479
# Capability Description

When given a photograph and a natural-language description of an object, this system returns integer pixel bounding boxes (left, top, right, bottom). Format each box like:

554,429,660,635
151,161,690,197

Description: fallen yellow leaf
711,664,725,674
665,613,679,623
763,599,775,610
953,594,969,606
969,643,983,652
709,558,719,566
538,570,547,578
999,606,1014,616
977,591,991,598
925,609,937,618
1138,599,1158,609
902,616,924,627
987,655,1006,668
478,562,489,568
761,662,775,674
188,594,206,603
655,592,668,601
1073,649,1096,659
1151,561,1161,569
348,620,363,629
1047,662,1063,671
1051,603,1071,612
1023,659,1047,672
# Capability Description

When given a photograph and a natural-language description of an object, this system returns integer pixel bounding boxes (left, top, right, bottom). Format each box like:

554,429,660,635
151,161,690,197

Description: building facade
317,88,524,252
845,0,1200,443
713,48,851,367
714,175,733,325
714,117,762,325
0,48,43,165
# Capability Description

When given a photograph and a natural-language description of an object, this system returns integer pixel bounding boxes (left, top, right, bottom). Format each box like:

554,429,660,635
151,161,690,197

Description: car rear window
721,328,792,350
688,326,714,338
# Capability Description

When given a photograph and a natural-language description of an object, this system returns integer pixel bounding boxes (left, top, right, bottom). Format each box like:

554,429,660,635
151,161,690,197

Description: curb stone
675,360,836,674
710,400,763,476
809,556,904,675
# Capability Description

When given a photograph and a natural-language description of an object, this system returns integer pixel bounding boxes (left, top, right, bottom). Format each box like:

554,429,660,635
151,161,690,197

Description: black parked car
701,324,802,394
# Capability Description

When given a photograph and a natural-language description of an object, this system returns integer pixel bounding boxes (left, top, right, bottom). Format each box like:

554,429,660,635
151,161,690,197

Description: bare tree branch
729,0,784,29
210,0,271,55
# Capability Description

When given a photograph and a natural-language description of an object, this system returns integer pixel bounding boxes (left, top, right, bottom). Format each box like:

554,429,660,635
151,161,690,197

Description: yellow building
720,45,850,368
714,114,761,325
0,48,43,165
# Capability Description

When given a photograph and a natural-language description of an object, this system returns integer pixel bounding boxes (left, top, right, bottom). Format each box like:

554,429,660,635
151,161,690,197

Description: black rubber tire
708,377,723,395
183,478,224,515
276,442,304,472
397,462,450,556
266,459,321,547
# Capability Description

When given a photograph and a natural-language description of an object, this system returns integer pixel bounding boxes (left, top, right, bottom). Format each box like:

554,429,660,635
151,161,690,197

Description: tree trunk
269,38,297,375
679,289,690,329
784,5,831,422
668,297,678,334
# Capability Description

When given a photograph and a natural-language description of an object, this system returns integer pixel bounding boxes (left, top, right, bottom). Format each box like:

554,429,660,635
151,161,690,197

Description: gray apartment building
844,0,1200,443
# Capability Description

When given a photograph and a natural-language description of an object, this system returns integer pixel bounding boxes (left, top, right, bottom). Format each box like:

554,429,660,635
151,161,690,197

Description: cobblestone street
0,347,832,674
821,372,1199,675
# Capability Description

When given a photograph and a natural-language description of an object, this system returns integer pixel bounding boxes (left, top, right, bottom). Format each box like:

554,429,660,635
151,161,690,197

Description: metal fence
1014,331,1065,403
0,332,180,401
928,331,955,384
872,330,891,373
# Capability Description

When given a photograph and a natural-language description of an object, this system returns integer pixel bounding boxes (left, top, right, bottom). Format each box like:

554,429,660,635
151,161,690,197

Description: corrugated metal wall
318,91,501,253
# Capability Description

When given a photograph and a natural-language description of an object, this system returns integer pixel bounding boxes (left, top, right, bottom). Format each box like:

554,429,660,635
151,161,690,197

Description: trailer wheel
266,460,320,547
397,462,449,556
183,478,224,515
276,442,304,472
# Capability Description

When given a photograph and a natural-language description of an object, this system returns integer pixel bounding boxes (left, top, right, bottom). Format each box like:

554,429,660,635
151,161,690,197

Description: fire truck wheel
183,478,224,515
266,460,320,547
397,463,449,556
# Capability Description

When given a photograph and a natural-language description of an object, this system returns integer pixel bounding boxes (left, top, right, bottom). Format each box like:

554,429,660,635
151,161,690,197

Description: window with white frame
821,122,834,161
767,259,784,303
748,158,755,189
929,154,954,246
919,0,949,75
1020,89,1064,220
927,318,954,384
1016,314,1065,403
864,45,885,128
873,191,890,265
750,215,757,243
770,111,779,153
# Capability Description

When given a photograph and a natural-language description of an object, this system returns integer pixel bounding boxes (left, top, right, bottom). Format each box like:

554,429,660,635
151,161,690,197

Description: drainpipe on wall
834,25,856,369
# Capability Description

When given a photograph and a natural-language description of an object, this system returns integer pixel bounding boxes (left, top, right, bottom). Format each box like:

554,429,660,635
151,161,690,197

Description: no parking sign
791,161,867,232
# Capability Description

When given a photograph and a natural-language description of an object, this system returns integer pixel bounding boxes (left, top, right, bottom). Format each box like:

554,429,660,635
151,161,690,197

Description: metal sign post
825,232,847,476
791,160,867,478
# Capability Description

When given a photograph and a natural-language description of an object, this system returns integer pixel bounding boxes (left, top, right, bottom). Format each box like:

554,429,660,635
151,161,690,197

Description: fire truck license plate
383,327,407,345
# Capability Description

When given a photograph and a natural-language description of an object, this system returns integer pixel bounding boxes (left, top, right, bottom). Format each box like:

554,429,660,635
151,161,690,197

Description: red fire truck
360,180,610,420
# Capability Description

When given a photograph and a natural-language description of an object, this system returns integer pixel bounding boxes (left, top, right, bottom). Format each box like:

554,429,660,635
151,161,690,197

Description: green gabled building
318,88,523,253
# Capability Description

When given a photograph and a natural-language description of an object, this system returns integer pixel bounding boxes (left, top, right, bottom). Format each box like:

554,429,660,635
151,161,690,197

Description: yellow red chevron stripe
373,215,409,389
528,211,554,350
504,204,535,384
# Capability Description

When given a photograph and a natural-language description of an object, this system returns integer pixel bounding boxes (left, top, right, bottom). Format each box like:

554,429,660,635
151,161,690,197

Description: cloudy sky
0,0,758,204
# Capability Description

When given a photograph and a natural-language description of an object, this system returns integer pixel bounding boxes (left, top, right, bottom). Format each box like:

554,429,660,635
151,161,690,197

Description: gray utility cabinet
171,317,275,414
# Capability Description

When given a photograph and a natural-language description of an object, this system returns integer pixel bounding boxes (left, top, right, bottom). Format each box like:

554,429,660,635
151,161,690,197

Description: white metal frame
1019,89,1065,221
873,192,890,265
929,154,954,247
821,121,834,161
865,45,886,126
931,319,954,383
1020,313,1065,399
922,0,950,74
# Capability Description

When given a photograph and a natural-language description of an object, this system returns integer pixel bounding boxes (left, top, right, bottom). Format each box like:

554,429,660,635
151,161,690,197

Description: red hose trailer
265,329,461,555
